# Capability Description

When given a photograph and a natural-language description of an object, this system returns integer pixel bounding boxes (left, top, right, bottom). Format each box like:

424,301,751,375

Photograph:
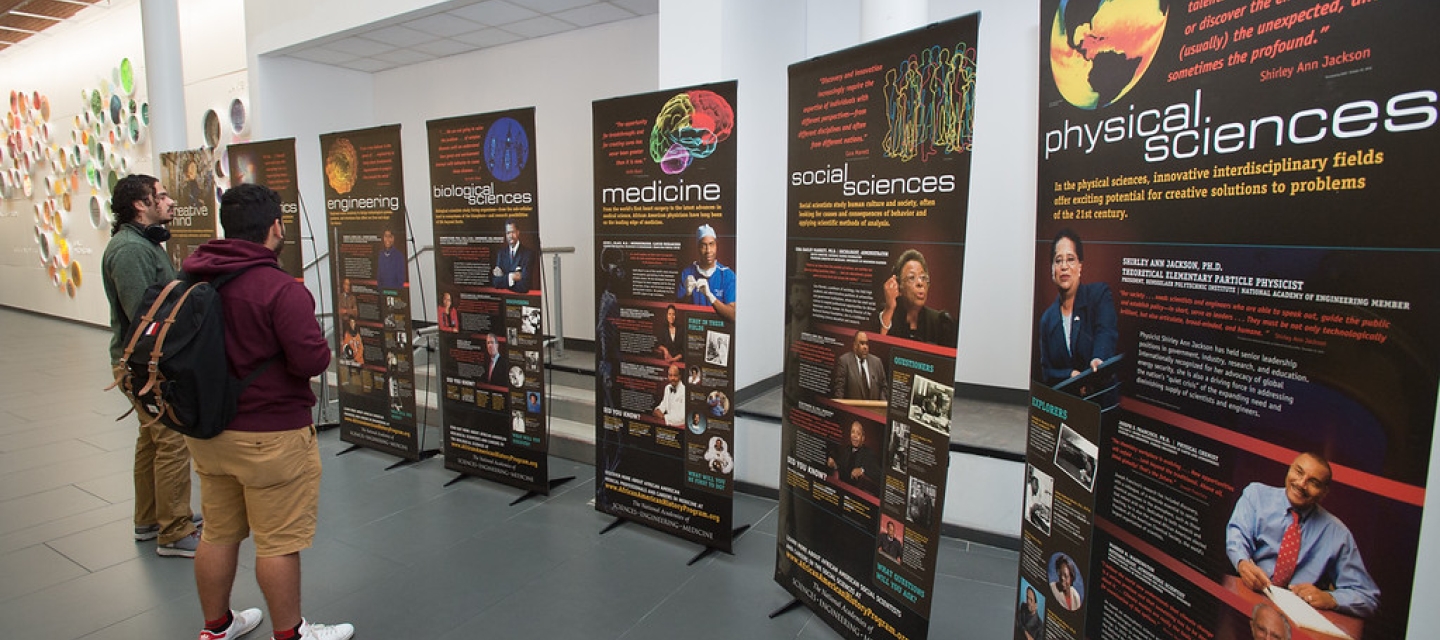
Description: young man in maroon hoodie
180,184,352,640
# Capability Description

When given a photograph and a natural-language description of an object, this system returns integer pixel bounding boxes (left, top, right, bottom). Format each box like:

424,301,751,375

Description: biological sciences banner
159,147,215,270
592,81,739,551
227,138,303,280
427,109,549,492
322,124,420,460
1029,1,1439,639
775,15,979,640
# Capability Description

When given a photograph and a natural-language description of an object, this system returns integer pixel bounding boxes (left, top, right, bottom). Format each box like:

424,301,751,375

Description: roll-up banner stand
322,124,422,462
592,81,740,552
774,14,980,640
227,138,303,280
1027,1,1439,638
427,108,553,493
159,147,216,271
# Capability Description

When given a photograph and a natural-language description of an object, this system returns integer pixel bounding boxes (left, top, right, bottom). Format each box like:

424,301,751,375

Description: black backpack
107,265,278,438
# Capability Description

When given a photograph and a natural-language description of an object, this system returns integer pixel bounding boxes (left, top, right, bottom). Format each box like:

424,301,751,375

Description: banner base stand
767,598,803,619
687,524,752,566
384,448,440,471
442,472,470,487
335,444,363,456
599,517,627,535
508,475,576,506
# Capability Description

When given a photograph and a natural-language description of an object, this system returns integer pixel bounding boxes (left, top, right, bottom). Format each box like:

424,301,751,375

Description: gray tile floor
0,307,1019,639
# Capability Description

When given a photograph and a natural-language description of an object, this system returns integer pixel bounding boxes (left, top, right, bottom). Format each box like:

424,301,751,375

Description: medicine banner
592,81,739,551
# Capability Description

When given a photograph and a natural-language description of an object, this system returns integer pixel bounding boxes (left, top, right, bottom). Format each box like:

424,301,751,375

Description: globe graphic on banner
484,117,529,182
1049,0,1168,109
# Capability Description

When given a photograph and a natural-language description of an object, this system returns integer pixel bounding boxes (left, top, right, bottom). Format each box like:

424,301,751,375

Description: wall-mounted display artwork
3,57,148,298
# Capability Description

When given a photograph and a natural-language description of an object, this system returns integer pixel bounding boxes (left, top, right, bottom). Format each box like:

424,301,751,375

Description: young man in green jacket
103,174,201,558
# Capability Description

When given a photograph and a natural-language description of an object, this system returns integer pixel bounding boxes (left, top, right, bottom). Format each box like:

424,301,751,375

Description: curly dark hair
110,174,159,235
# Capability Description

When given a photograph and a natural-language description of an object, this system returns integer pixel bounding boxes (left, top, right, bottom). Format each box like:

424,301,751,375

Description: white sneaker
200,607,264,640
282,619,354,640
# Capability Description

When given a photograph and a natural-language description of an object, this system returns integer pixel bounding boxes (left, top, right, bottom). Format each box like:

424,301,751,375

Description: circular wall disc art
90,194,105,228
229,97,249,135
203,109,221,147
119,58,136,95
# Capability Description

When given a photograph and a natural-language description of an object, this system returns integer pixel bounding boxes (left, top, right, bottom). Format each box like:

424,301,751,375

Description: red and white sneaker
199,607,263,640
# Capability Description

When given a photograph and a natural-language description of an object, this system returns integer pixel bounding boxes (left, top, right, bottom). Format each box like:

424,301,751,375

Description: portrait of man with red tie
1225,452,1380,617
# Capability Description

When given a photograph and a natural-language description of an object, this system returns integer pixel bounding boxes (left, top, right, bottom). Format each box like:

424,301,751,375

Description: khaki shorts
187,426,321,557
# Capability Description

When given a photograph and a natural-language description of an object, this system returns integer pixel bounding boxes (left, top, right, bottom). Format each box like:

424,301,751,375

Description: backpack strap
136,281,206,397
105,279,185,392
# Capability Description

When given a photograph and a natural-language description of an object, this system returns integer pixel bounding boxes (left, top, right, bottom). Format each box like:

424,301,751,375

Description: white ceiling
275,0,659,73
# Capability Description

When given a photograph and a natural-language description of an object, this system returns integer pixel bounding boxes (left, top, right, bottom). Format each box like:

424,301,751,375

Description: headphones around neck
136,223,170,244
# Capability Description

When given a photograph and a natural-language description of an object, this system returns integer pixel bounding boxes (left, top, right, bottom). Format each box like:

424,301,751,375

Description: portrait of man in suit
493,218,534,292
833,330,886,401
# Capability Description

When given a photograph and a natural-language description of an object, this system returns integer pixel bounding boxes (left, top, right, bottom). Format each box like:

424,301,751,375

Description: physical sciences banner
775,14,980,640
227,138,303,280
592,81,739,551
322,124,420,461
428,108,549,492
1027,1,1439,638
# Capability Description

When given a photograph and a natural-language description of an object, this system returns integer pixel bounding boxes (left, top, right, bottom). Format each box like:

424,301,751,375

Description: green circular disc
90,90,103,116
120,59,135,95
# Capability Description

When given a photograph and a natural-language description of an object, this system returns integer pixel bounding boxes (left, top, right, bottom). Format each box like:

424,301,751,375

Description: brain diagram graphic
649,90,734,175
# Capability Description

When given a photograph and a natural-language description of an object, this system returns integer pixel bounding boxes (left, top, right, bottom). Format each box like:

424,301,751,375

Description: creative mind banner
427,108,549,492
592,81,739,551
775,14,980,640
322,124,420,461
227,138,303,280
159,147,215,270
1028,1,1439,639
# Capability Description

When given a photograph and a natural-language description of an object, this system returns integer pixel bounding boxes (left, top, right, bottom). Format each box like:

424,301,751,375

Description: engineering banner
322,124,421,461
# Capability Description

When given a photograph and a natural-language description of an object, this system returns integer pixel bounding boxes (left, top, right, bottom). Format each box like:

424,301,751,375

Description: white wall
0,4,146,324
933,0,1039,391
366,15,660,342
0,0,249,324
248,55,377,305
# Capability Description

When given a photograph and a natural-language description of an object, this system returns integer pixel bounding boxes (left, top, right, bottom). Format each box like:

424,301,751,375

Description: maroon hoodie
182,238,330,432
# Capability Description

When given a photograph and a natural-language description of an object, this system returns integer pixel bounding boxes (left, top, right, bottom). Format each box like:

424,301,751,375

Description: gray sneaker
157,530,202,558
134,514,204,541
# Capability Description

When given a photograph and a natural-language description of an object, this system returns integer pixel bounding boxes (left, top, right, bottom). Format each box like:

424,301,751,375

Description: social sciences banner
1028,1,1439,639
592,81,739,551
775,15,979,640
321,124,420,460
159,147,215,270
427,109,549,492
227,138,304,280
